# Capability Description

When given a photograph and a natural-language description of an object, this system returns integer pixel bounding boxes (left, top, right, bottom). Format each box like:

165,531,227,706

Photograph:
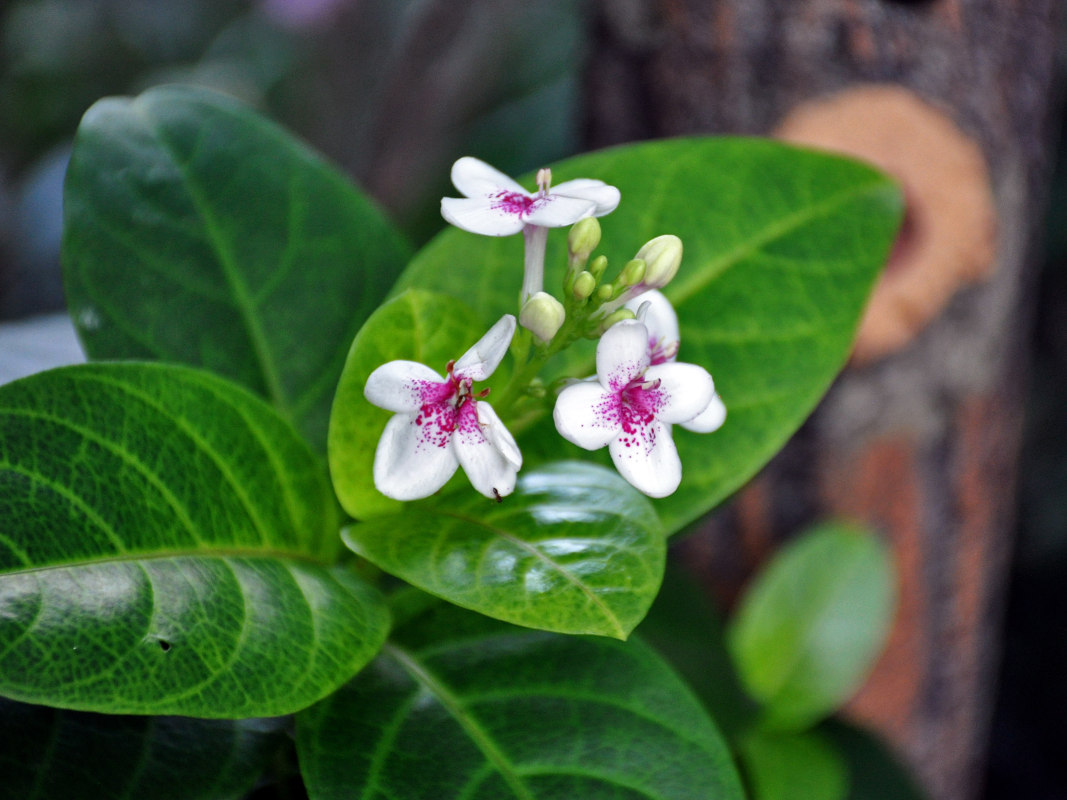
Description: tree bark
585,3,1062,799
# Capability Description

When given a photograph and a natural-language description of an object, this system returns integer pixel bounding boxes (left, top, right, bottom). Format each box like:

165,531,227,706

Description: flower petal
477,401,523,469
365,360,448,413
644,361,715,425
454,314,516,381
625,289,680,359
596,320,651,392
373,412,459,500
453,400,521,498
681,392,727,433
524,195,598,228
553,380,621,450
450,156,526,198
441,197,527,236
551,179,621,216
609,419,681,498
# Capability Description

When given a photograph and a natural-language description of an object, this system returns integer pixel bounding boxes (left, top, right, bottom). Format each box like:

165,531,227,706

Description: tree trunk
585,3,1062,799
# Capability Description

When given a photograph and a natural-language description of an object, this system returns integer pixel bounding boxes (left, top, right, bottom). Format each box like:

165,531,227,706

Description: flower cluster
363,157,725,500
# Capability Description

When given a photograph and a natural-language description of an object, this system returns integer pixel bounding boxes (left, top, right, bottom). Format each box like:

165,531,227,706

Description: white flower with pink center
441,157,620,303
553,319,715,498
364,315,522,501
625,289,727,433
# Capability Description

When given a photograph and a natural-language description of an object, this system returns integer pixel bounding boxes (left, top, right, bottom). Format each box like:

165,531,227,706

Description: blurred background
0,2,1063,798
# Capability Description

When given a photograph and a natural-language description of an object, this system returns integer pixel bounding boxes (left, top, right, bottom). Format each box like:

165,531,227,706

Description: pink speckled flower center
490,190,539,218
593,376,667,456
410,365,479,450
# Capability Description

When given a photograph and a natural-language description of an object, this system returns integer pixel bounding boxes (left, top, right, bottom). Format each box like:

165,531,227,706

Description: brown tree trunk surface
586,3,1062,799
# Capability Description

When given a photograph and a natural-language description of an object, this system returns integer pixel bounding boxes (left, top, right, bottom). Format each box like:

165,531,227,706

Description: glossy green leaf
343,462,664,639
397,138,902,532
738,729,849,800
61,84,412,452
295,605,745,800
727,523,896,730
328,289,487,520
0,697,287,800
821,720,928,800
0,362,389,717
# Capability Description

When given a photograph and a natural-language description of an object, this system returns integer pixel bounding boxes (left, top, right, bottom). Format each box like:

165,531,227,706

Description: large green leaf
727,523,896,730
342,462,664,639
737,729,849,800
0,697,287,800
61,84,412,452
295,605,745,800
0,362,388,717
397,138,902,532
328,289,487,520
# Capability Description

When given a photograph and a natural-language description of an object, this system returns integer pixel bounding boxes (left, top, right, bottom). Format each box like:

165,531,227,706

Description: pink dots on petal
490,190,538,218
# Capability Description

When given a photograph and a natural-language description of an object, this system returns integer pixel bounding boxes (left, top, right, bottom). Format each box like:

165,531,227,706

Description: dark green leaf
727,523,896,730
328,289,487,520
295,606,744,800
821,720,928,800
61,84,412,452
0,697,287,800
738,729,849,800
0,362,388,717
397,138,902,532
342,462,664,639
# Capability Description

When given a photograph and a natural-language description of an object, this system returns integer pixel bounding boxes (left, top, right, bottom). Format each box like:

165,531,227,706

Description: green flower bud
620,258,647,287
519,291,566,343
635,234,683,289
596,283,614,302
599,308,636,332
589,254,609,281
572,271,597,300
568,217,601,260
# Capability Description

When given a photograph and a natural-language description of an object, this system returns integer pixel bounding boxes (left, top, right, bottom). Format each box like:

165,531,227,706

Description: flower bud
598,308,636,333
620,258,646,287
596,283,614,302
519,292,566,343
635,234,683,289
568,217,601,261
572,271,596,300
588,254,608,281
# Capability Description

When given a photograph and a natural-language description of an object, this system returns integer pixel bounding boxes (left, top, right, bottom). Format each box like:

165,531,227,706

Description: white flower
625,290,727,433
364,315,522,501
441,157,620,237
552,319,715,498
441,157,621,303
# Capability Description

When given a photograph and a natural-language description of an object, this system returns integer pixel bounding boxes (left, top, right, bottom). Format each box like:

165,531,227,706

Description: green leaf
397,138,902,532
61,84,412,452
295,606,745,800
342,461,664,639
328,289,487,520
727,523,896,730
738,729,849,800
0,362,388,717
821,720,928,800
0,697,287,800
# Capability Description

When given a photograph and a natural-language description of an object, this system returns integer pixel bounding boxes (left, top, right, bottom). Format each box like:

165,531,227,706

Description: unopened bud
588,255,608,281
599,308,636,332
568,217,601,261
596,283,614,302
572,271,596,300
620,258,646,287
519,292,566,343
635,234,683,289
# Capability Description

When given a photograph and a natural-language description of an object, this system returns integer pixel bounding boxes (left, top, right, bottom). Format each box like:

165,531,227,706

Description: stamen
536,167,552,197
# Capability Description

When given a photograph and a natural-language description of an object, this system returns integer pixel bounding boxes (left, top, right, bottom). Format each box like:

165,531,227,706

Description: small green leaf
0,363,388,717
727,523,896,730
342,462,665,639
295,606,745,800
61,84,412,452
738,729,849,800
328,289,486,520
0,697,287,800
397,138,902,532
